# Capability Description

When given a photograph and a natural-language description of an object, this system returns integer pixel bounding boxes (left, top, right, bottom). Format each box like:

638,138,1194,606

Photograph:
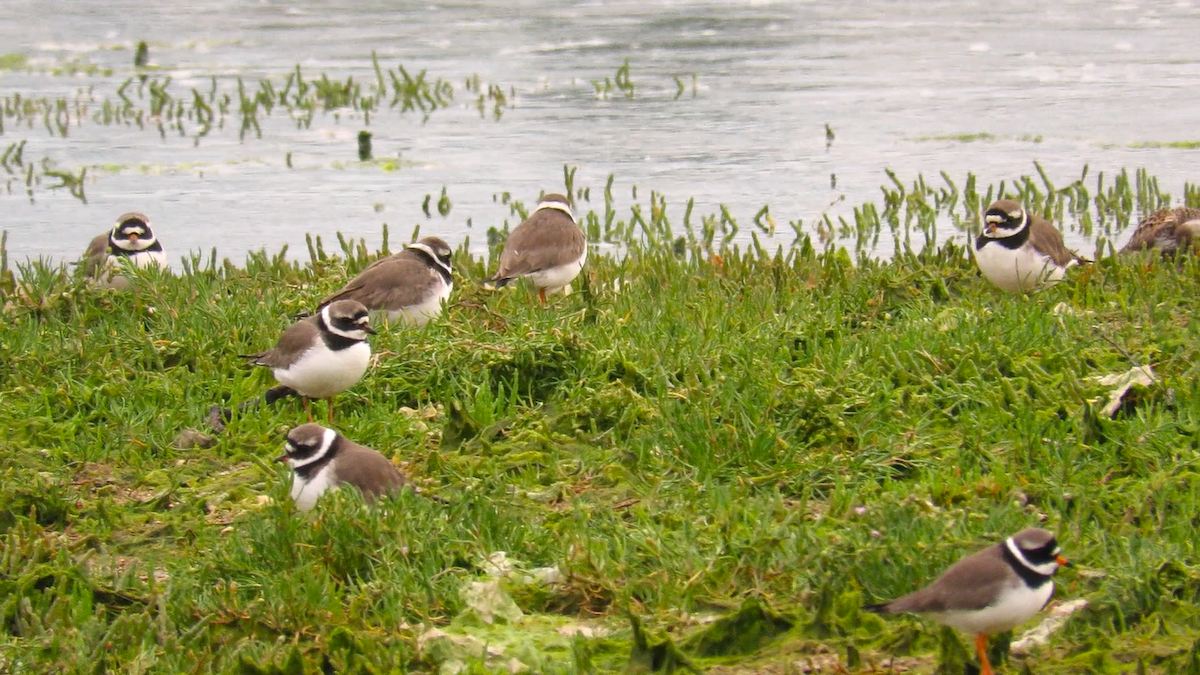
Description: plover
864,528,1070,675
82,212,167,289
318,236,453,327
484,192,587,304
975,200,1088,293
242,300,374,424
276,423,408,512
1119,207,1200,256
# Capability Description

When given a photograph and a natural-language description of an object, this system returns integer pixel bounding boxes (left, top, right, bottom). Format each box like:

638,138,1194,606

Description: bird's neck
1001,542,1055,588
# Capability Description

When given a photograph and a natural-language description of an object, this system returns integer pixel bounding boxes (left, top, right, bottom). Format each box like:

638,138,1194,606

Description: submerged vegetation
1,53,489,141
0,53,692,203
2,167,1200,674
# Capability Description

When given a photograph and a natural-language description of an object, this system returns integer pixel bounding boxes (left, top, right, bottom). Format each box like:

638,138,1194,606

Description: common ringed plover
864,528,1070,675
975,200,1088,293
484,192,587,304
318,236,453,327
82,212,167,289
242,299,374,423
1119,207,1200,256
276,423,408,512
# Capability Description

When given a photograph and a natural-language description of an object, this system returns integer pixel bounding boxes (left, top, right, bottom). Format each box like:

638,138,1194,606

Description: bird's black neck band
316,314,364,351
1001,543,1054,588
977,222,1030,251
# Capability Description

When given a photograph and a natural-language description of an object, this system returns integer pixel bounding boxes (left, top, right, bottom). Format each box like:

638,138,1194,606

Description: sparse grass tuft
1129,140,1200,150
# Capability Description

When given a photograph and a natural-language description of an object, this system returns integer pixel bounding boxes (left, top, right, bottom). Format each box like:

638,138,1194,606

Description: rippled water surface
3,0,1198,265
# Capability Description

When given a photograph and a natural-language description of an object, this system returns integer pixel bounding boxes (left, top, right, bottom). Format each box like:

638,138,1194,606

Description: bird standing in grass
242,300,374,424
484,192,587,304
864,528,1070,675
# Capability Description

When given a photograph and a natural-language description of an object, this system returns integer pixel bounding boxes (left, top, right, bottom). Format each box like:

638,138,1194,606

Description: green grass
2,172,1200,675
911,133,1044,144
1128,141,1200,150
0,53,29,71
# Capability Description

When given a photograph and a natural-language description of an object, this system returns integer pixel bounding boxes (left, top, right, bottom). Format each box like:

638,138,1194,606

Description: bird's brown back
494,210,585,279
82,232,111,278
331,442,408,500
872,543,1017,614
245,316,319,369
319,250,438,312
1121,207,1200,253
1028,214,1088,266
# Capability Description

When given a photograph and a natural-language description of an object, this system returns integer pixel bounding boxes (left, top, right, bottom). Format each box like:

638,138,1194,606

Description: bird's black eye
1025,538,1061,564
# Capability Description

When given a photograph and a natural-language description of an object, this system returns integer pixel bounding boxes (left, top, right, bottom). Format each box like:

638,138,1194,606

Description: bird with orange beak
82,212,167,289
864,528,1071,675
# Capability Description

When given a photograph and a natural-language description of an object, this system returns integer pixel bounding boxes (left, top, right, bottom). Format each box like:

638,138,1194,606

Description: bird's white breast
528,246,587,294
390,278,452,326
109,250,167,271
274,341,370,398
290,463,337,512
935,581,1054,635
975,241,1067,293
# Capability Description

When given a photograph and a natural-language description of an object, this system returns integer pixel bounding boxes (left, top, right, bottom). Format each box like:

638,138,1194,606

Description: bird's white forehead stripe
985,214,1003,223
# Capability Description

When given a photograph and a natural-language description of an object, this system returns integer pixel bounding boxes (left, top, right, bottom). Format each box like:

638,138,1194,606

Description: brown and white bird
1119,207,1200,256
484,192,587,303
975,200,1088,293
242,300,374,424
864,528,1070,675
317,236,453,327
276,423,408,512
82,212,167,289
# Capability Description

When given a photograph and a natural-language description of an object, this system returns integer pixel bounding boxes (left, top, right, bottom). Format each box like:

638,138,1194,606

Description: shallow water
2,0,1198,267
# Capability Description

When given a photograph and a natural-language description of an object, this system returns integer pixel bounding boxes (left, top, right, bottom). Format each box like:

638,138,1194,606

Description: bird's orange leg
975,633,992,675
303,397,313,423
537,287,547,304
